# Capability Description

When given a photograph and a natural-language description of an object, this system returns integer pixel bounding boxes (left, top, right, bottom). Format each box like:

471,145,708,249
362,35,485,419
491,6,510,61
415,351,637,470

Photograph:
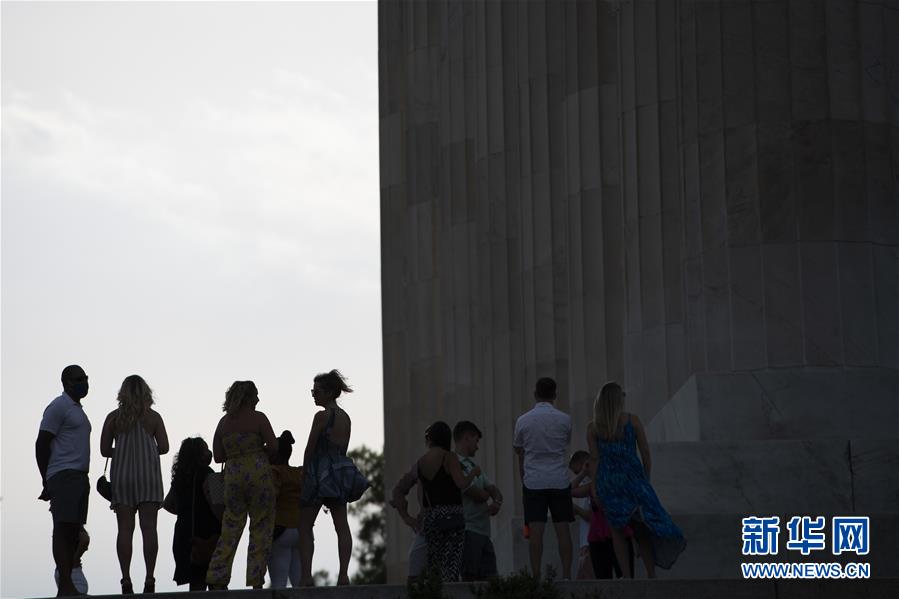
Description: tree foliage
347,445,386,584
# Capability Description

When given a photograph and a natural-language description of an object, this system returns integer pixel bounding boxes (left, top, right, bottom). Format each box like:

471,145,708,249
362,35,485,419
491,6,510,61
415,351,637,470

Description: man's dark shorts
47,470,89,525
522,485,574,523
462,531,497,579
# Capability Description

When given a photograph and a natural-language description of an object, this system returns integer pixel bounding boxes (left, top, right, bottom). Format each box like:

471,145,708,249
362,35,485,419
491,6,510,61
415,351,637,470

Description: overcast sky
1,2,381,596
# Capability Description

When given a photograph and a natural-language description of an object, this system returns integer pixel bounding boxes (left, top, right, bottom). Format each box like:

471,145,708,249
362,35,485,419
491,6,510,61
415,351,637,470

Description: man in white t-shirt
513,377,573,579
36,365,92,597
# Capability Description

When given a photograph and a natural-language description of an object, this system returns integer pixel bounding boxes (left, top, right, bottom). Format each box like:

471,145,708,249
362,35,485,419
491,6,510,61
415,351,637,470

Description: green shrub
472,567,562,599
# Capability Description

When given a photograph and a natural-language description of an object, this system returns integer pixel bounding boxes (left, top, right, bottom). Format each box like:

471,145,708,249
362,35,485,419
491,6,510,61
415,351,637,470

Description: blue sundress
595,416,686,569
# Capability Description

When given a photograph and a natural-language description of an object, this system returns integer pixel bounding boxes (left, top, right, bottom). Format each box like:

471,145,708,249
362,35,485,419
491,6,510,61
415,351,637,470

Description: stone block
794,121,834,242
851,439,899,513
839,243,878,366
647,369,899,442
753,1,791,124
702,247,731,372
800,243,842,366
757,123,796,243
640,213,665,330
721,0,756,129
873,245,898,368
634,0,658,107
831,121,868,242
762,242,803,367
859,1,888,124
724,123,761,246
825,0,861,121
651,439,853,515
729,245,766,371
646,373,700,443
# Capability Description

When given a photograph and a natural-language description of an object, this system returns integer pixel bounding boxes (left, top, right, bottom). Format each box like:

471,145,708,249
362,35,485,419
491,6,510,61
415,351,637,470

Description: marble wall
379,0,898,581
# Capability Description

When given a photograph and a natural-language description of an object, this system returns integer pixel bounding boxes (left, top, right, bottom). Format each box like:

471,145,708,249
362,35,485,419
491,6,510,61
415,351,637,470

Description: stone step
26,578,899,599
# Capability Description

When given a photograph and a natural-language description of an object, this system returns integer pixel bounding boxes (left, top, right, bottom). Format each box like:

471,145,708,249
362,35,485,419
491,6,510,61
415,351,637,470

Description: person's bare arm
303,411,327,467
486,484,503,515
35,430,54,499
633,415,652,480
573,502,592,522
100,411,116,458
514,446,525,482
212,419,225,464
258,413,278,459
446,452,480,489
154,411,170,455
391,463,421,531
571,481,592,498
390,465,418,509
464,485,491,502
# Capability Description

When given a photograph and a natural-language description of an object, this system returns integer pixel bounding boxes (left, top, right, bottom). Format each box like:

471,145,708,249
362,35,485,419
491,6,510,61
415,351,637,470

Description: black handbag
423,488,465,531
96,458,112,502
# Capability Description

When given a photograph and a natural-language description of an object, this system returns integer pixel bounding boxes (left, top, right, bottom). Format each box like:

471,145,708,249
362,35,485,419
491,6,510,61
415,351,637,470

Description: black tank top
418,458,462,507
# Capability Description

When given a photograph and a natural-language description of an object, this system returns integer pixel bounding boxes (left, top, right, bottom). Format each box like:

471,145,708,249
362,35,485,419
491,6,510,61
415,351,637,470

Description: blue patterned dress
595,416,686,569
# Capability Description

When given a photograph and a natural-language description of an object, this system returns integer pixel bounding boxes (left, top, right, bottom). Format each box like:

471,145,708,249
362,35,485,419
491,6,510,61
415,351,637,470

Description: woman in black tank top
415,421,480,581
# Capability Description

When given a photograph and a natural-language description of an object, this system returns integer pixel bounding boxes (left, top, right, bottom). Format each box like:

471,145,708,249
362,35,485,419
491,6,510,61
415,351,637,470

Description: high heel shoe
121,579,133,595
143,577,155,594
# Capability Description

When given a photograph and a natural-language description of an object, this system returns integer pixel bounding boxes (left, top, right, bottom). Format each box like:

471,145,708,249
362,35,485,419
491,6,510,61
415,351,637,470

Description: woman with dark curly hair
166,437,221,591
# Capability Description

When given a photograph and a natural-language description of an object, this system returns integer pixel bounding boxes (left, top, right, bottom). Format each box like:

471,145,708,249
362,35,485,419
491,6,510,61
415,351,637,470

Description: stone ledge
31,579,899,599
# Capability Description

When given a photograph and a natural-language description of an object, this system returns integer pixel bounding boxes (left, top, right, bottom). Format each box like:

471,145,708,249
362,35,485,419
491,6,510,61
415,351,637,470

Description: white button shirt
513,401,572,490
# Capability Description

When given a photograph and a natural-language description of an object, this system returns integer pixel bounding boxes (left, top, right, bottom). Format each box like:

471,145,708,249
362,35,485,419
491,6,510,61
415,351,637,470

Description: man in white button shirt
513,377,573,579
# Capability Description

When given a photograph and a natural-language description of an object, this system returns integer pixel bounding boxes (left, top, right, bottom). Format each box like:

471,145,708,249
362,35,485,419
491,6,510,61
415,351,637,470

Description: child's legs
588,540,615,579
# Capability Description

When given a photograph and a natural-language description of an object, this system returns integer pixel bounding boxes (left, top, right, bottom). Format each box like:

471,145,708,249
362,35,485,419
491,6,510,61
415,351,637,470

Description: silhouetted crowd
38,366,366,595
38,366,684,597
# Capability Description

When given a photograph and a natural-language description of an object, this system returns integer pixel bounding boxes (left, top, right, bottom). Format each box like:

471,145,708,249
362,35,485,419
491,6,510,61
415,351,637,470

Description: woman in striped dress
100,374,169,595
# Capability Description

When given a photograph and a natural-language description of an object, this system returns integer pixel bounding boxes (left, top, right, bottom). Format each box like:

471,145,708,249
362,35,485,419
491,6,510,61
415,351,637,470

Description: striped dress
110,419,164,509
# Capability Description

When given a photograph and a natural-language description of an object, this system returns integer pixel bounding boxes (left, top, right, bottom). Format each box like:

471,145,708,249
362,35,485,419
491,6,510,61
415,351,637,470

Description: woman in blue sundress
586,381,685,577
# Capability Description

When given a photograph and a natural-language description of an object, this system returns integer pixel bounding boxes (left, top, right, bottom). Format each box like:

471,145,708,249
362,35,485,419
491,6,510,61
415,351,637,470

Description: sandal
143,577,155,594
121,579,133,595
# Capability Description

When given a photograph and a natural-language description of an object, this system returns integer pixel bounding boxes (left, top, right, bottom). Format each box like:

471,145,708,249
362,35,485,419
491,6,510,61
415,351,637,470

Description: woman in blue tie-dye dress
587,381,685,577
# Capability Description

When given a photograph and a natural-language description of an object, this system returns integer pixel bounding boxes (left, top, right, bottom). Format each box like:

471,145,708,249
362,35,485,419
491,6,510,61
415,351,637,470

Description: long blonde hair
223,381,258,415
593,381,624,440
115,375,154,430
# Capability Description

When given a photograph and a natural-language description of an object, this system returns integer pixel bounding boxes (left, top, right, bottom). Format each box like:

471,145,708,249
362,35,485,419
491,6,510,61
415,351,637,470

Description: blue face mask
70,382,89,400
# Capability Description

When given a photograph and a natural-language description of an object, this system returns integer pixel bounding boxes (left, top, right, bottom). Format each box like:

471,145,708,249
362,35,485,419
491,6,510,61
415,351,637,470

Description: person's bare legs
552,521,573,580
52,522,79,596
328,503,352,585
138,504,159,590
633,524,656,578
298,504,320,586
610,527,633,578
527,522,545,578
116,508,136,586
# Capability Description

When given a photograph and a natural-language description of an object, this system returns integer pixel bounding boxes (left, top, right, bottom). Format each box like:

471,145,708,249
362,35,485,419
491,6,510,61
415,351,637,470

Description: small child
570,450,635,579
54,527,90,594
569,451,595,579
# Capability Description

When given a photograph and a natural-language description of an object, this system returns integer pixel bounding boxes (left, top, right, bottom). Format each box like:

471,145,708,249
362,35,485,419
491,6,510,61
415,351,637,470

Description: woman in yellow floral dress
206,381,278,589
